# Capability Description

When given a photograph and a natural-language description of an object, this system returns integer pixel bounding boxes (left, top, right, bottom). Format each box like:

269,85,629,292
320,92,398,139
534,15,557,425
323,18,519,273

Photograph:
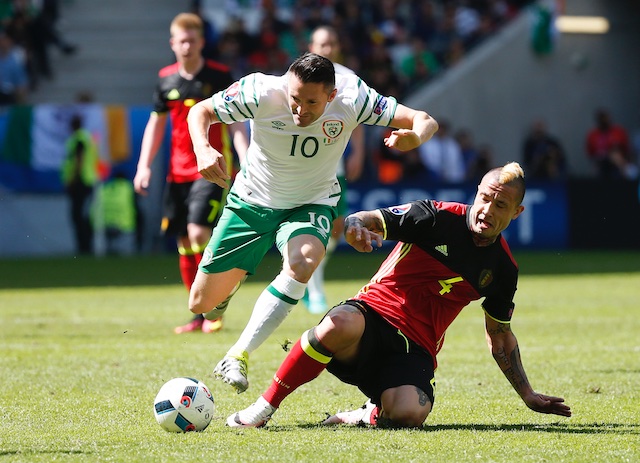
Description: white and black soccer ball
153,377,215,432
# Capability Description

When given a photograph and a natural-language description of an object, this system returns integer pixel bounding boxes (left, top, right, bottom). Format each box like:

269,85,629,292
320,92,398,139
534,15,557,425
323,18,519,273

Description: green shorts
200,191,338,275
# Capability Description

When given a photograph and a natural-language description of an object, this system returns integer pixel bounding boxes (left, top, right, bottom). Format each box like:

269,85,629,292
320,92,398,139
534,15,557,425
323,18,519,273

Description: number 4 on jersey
438,276,463,295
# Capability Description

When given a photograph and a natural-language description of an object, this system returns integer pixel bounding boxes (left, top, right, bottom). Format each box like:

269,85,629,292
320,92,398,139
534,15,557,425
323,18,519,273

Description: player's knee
286,254,318,282
189,294,207,314
322,307,364,339
188,285,212,314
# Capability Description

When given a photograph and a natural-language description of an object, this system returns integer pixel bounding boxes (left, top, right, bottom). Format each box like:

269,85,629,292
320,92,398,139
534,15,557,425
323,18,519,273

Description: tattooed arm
343,210,384,253
484,314,572,417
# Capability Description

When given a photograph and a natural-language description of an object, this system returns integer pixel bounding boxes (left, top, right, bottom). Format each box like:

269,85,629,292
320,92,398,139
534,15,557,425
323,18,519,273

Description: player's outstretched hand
384,129,421,152
523,392,572,417
344,220,382,253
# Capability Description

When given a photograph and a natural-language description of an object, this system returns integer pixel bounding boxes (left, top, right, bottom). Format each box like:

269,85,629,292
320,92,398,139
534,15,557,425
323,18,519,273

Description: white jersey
211,72,398,209
333,63,355,178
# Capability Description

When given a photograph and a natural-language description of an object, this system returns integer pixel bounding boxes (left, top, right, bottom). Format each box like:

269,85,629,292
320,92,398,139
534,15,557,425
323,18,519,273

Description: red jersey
355,200,518,365
586,125,630,161
153,60,234,183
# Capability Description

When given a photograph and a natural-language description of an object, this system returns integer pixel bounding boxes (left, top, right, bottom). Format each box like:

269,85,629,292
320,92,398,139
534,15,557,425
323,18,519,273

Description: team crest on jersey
223,82,240,102
373,96,388,115
322,120,343,138
478,269,493,288
388,204,411,215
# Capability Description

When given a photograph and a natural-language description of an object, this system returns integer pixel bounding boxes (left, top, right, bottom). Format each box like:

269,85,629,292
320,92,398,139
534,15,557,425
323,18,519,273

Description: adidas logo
196,405,204,413
435,244,448,256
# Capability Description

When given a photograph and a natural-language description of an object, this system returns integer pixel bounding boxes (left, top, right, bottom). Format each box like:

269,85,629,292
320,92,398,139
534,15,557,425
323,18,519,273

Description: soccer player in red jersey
134,13,248,334
227,162,571,428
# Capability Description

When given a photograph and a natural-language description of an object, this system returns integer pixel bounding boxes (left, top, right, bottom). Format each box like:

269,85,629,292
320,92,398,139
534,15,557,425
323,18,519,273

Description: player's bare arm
344,210,384,253
187,99,230,188
134,112,168,195
485,315,572,417
385,105,438,152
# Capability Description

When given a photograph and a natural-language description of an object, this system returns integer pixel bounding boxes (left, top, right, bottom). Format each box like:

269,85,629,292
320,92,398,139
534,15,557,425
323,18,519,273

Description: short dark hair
288,52,335,91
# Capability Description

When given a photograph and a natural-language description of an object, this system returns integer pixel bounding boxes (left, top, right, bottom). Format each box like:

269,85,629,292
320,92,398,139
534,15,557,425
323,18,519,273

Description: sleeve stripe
231,100,249,119
355,79,370,123
481,306,512,324
237,76,255,118
223,103,239,122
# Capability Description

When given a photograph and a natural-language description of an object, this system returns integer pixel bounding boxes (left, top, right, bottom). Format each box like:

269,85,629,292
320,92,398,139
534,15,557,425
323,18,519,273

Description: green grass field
1,251,639,462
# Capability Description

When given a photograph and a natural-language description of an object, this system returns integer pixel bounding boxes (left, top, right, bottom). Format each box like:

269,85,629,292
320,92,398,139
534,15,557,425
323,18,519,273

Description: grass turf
0,250,639,462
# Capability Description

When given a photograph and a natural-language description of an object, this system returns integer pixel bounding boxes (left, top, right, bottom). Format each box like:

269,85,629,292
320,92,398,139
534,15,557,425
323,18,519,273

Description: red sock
263,330,332,408
178,253,198,291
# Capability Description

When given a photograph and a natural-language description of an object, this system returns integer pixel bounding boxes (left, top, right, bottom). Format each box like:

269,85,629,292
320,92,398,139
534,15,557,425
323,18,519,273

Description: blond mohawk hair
484,162,526,205
498,162,525,184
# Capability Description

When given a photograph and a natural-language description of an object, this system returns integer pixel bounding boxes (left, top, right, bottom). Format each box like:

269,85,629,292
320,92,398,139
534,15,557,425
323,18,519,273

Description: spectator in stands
418,119,466,183
455,127,483,180
585,108,635,179
2,1,36,88
409,0,438,45
216,16,253,80
398,37,440,89
0,27,28,104
247,27,288,74
61,114,99,255
468,143,495,181
429,3,460,65
15,0,76,81
199,0,532,100
523,119,567,180
454,0,481,48
361,41,403,97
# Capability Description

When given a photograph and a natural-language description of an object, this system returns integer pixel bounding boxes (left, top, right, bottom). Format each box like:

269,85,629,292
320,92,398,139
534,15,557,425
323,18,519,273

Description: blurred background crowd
2,0,637,185
1,0,639,257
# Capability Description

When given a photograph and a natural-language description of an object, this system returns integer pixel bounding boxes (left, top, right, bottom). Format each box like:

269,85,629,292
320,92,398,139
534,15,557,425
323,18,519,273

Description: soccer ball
153,377,215,432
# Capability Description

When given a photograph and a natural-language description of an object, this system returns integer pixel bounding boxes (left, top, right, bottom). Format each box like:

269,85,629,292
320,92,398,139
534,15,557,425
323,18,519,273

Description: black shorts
326,300,436,407
162,178,225,237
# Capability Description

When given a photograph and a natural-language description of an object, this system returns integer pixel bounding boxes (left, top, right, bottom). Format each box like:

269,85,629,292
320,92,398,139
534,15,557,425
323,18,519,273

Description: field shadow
424,422,639,435
290,421,639,435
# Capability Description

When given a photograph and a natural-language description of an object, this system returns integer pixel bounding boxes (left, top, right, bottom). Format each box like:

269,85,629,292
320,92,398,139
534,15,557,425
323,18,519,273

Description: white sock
228,272,307,357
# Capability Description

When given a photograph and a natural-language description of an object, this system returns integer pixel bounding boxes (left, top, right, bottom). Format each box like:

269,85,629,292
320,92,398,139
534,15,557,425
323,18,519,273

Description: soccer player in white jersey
187,52,438,394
